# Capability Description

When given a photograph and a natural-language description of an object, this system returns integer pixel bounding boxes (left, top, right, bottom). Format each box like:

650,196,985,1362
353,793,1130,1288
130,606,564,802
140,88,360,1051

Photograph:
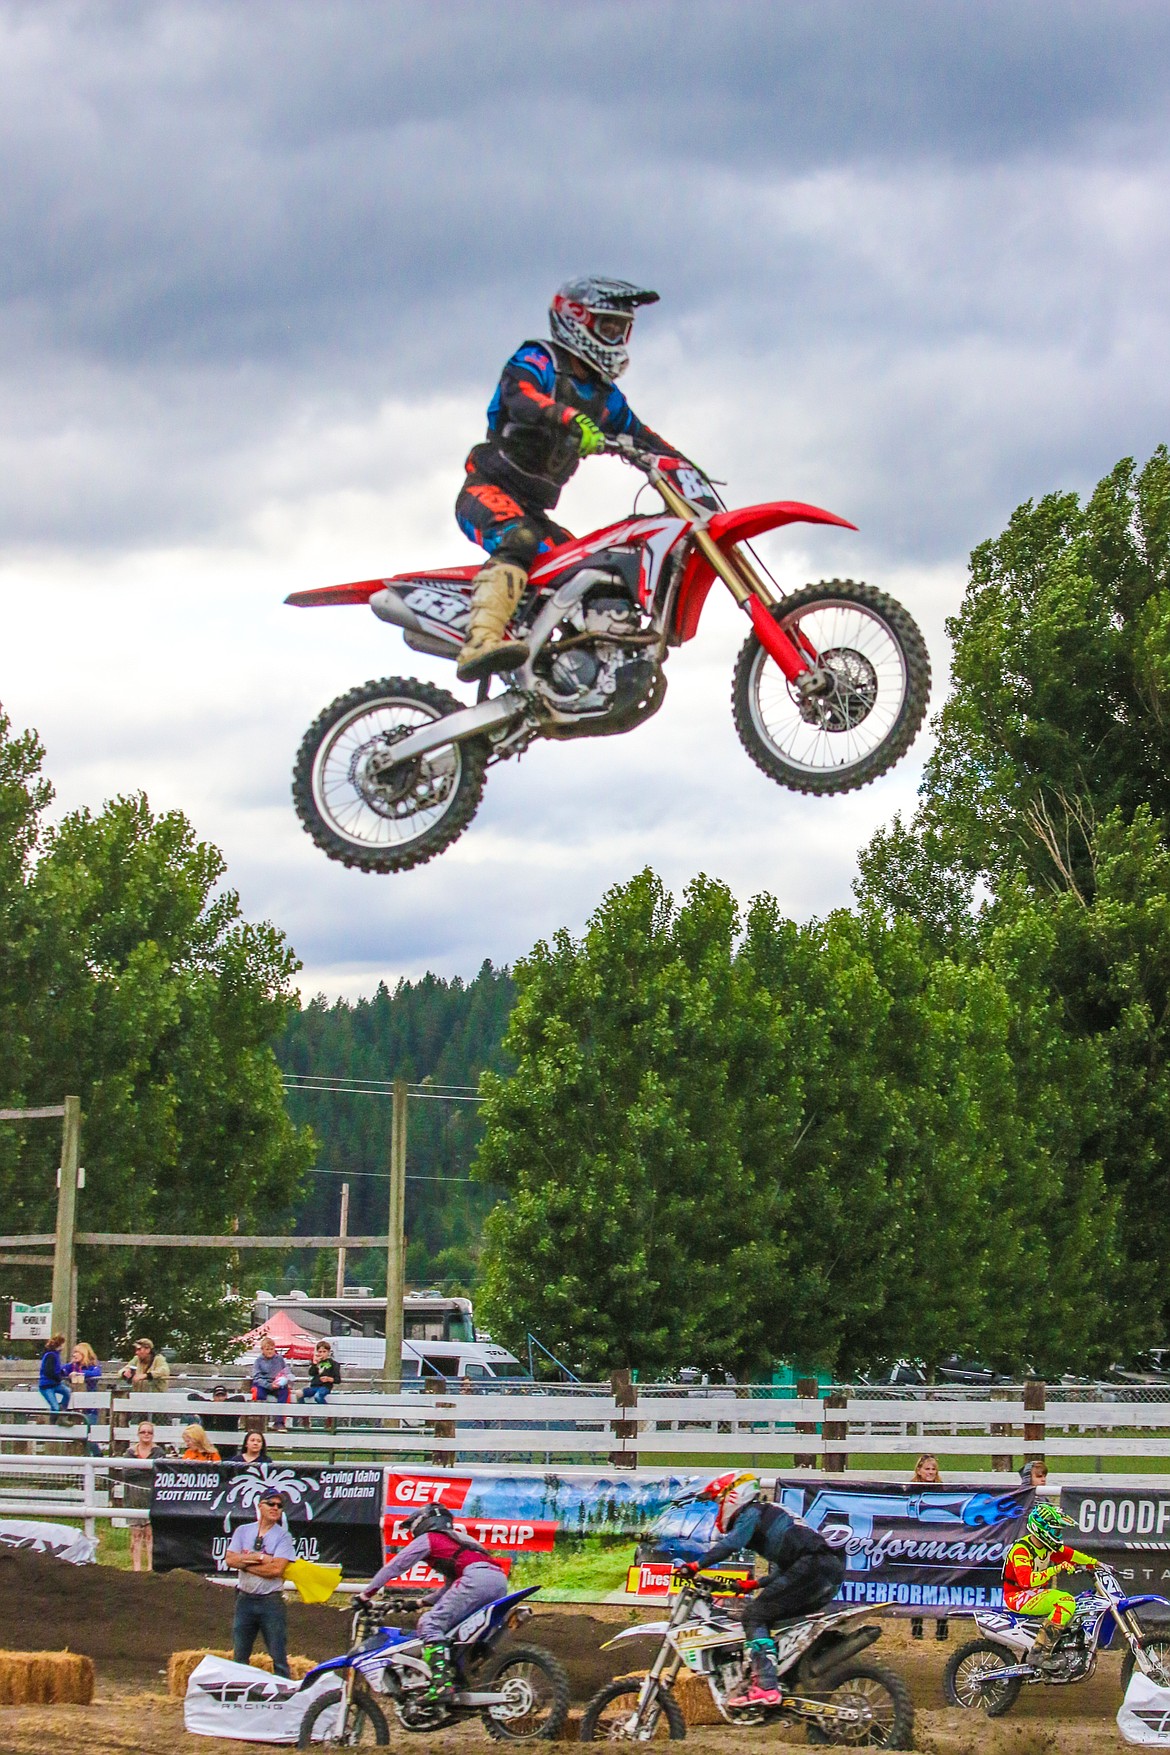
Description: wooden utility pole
335,1181,350,1298
50,1097,81,1348
383,1080,407,1391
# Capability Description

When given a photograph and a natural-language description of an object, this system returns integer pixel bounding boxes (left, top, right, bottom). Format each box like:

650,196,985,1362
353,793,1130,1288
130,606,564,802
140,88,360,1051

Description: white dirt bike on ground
944,1560,1170,1717
579,1573,913,1745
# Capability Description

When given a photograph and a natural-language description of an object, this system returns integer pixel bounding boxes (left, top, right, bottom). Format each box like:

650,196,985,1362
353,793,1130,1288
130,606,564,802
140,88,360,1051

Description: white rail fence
2,1384,1170,1526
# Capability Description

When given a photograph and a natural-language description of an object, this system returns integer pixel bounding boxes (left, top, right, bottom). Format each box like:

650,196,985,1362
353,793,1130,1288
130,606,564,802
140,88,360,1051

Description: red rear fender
675,500,856,642
285,566,477,608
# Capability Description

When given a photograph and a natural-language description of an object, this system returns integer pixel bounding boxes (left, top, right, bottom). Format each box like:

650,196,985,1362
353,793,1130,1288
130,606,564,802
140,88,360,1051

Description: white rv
251,1288,527,1380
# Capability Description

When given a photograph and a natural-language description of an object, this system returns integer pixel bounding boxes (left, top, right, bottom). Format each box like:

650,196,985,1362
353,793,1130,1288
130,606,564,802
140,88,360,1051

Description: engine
543,592,645,712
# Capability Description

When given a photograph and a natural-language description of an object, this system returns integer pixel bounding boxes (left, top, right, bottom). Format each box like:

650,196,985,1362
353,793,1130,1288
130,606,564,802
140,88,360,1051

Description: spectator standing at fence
225,1487,295,1677
298,1341,341,1406
125,1419,169,1571
38,1333,70,1419
909,1454,948,1642
180,1423,221,1461
251,1336,292,1407
120,1337,170,1390
1021,1458,1050,1491
68,1343,102,1447
233,1429,269,1467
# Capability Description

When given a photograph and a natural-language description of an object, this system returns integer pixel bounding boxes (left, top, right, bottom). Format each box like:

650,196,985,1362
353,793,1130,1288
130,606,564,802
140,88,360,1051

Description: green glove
573,414,605,457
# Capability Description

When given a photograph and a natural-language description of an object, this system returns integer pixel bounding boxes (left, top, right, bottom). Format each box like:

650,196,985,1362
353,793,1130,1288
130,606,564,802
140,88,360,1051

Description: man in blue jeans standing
224,1487,295,1676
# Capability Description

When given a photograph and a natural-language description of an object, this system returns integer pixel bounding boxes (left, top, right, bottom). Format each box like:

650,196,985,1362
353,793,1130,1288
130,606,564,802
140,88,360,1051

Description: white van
252,1289,528,1381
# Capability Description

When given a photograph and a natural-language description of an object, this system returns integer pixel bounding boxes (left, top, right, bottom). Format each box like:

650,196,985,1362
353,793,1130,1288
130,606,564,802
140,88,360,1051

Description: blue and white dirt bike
944,1560,1170,1716
296,1587,570,1746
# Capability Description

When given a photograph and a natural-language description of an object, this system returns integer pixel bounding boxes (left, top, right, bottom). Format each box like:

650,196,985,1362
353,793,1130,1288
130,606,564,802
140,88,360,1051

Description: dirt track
0,1553,1135,1752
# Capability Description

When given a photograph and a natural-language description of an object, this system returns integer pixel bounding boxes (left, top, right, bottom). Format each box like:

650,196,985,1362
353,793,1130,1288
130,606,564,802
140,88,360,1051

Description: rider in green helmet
1002,1501,1098,1668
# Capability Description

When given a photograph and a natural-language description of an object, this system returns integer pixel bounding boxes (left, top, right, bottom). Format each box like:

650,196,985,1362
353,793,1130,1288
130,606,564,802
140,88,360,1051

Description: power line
281,1080,484,1103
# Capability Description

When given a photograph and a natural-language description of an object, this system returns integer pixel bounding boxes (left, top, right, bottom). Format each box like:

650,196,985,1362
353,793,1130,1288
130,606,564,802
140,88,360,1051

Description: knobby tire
579,1675,687,1741
481,1643,571,1741
942,1639,1022,1718
292,676,489,873
805,1659,914,1748
296,1685,391,1746
732,579,931,795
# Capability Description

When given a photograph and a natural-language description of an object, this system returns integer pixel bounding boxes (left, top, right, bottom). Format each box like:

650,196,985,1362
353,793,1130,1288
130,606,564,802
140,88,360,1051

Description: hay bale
620,1666,721,1729
167,1647,316,1695
0,1651,95,1705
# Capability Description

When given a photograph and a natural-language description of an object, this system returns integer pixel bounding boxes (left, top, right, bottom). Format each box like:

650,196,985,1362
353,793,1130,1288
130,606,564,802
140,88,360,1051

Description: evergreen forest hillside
275,964,514,1294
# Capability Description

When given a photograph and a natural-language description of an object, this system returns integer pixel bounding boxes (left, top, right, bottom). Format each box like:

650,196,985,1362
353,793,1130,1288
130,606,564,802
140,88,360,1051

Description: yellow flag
285,1558,343,1604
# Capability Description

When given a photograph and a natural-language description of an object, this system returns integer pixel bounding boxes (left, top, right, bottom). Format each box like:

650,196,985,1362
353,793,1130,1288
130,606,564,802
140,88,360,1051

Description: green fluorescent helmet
1026,1502,1074,1551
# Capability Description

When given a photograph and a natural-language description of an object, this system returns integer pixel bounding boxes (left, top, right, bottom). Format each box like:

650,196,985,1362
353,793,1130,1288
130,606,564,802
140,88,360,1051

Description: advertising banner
1060,1486,1170,1597
380,1468,708,1589
1061,1487,1170,1548
771,1480,1034,1613
151,1463,384,1577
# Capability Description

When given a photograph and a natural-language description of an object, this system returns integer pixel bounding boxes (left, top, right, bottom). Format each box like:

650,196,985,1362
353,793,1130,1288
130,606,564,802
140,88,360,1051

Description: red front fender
675,500,857,642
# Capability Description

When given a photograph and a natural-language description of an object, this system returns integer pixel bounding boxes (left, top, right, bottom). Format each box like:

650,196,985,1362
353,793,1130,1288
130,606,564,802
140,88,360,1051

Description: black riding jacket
468,338,681,510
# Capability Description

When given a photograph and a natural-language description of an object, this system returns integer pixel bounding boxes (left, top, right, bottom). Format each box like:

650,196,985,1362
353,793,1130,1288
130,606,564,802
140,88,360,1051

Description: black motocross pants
741,1551,847,1640
455,467,573,569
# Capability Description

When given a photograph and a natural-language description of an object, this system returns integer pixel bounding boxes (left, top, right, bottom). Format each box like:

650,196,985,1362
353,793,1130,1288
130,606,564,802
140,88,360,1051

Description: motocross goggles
588,310,634,345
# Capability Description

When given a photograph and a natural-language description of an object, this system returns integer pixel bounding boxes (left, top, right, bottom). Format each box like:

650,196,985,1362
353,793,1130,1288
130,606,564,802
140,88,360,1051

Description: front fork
653,474,817,684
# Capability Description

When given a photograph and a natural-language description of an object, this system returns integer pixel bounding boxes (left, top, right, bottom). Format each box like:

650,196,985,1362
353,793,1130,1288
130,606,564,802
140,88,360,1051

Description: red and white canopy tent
234,1308,320,1362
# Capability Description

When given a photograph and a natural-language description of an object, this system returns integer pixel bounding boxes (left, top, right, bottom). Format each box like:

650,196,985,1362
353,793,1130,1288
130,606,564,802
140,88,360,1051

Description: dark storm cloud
2,0,1168,379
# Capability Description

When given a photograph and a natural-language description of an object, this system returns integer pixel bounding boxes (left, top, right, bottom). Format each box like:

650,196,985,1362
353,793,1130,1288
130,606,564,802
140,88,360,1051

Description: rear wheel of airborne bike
293,677,489,873
943,1639,1022,1717
579,1675,687,1741
296,1686,390,1746
732,580,930,795
1120,1636,1170,1694
481,1644,571,1740
804,1660,914,1747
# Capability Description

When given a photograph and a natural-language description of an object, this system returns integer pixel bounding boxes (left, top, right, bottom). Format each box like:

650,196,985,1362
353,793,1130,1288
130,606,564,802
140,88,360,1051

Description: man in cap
224,1486,296,1677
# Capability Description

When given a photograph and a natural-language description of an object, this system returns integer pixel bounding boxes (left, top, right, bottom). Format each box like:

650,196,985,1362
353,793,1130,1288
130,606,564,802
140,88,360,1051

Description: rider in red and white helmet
679,1473,846,1709
454,276,686,683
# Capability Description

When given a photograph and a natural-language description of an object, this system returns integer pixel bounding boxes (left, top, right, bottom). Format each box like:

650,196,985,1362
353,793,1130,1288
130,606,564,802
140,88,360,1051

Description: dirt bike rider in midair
679,1472,847,1709
1002,1502,1098,1670
355,1502,510,1701
454,275,688,683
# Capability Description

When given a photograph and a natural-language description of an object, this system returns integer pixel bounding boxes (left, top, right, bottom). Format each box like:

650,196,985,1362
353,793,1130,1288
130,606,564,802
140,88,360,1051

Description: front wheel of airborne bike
579,1675,687,1741
942,1639,1022,1717
804,1660,914,1748
480,1643,571,1740
296,1686,390,1746
293,677,489,873
732,580,930,795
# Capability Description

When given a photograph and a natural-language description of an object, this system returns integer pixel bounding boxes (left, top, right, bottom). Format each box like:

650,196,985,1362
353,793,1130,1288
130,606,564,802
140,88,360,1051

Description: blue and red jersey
468,339,680,511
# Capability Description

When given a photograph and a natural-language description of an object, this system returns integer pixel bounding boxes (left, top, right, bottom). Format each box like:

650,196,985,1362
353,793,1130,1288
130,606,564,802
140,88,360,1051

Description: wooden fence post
1023,1377,1046,1472
609,1369,638,1468
794,1377,819,1469
822,1388,848,1473
990,1385,1013,1472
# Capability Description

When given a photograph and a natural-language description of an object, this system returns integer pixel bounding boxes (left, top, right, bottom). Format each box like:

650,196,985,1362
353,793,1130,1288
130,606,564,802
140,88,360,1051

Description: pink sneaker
726,1683,781,1708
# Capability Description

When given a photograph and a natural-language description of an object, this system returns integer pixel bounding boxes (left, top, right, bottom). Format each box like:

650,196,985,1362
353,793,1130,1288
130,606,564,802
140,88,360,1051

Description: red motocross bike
287,439,931,873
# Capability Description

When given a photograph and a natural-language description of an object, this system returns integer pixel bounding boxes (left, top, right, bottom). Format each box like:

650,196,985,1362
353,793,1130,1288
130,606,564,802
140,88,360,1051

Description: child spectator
180,1423,221,1461
38,1334,70,1418
298,1341,341,1405
68,1342,102,1450
250,1336,292,1405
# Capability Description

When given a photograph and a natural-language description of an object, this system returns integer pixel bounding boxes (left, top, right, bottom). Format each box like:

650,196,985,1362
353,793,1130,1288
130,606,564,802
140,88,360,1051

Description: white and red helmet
549,276,659,381
700,1470,763,1534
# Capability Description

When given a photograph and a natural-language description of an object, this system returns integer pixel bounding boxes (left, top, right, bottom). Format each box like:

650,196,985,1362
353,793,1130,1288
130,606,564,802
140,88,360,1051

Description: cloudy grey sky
2,0,1168,994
